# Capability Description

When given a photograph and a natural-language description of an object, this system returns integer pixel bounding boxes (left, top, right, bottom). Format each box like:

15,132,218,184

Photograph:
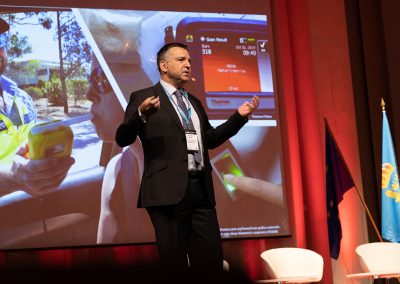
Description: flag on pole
381,108,400,242
326,123,355,259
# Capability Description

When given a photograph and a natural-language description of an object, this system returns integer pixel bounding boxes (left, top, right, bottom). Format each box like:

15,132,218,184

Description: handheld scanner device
28,114,90,160
175,17,276,125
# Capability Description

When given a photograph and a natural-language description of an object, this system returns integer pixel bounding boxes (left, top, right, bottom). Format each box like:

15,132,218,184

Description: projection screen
0,4,290,249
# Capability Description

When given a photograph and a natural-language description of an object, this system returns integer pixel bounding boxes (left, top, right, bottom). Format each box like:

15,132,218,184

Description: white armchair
347,242,400,283
257,247,324,283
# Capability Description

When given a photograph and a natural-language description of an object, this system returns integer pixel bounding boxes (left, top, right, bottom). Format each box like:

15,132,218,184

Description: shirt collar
160,79,180,96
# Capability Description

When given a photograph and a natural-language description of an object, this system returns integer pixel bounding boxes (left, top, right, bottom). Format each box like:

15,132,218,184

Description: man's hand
10,145,75,196
238,95,260,117
224,174,283,207
139,95,160,116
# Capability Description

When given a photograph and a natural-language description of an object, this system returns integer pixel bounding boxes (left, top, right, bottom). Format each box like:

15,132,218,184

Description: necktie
173,89,202,167
173,89,194,131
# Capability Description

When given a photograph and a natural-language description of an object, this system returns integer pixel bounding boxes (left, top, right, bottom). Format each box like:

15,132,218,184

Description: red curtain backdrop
276,0,333,282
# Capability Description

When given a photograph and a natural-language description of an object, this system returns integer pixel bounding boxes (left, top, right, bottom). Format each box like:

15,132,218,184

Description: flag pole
352,184,383,241
325,119,383,241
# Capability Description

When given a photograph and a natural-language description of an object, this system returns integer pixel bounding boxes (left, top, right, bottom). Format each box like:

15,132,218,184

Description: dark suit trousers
146,172,223,272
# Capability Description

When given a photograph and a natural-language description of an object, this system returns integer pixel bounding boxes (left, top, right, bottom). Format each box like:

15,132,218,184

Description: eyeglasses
89,66,112,94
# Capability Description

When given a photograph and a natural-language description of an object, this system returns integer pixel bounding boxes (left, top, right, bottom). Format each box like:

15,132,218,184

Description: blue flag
381,111,400,242
326,125,355,259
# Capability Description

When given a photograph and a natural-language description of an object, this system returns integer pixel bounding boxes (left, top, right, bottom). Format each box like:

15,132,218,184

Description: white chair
257,247,323,283
223,259,230,271
346,242,400,283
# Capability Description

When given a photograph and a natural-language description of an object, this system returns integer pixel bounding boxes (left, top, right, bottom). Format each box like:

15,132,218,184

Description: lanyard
167,90,192,126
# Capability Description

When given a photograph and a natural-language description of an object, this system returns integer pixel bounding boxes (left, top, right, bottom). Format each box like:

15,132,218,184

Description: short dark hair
156,42,189,72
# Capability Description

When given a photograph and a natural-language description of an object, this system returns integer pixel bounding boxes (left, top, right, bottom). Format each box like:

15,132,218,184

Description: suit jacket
115,82,248,208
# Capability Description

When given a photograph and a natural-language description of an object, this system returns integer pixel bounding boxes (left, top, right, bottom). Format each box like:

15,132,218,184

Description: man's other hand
139,95,160,116
238,95,260,117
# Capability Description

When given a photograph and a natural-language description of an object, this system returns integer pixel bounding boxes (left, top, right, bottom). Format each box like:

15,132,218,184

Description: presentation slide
0,6,289,249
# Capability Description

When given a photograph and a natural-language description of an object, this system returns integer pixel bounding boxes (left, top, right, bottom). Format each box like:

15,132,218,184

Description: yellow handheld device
28,120,74,160
27,114,91,160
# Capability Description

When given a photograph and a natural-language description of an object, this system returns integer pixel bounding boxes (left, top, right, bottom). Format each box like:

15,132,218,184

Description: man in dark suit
115,42,259,271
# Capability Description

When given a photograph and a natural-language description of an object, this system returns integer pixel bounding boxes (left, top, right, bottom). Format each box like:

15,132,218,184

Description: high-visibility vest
0,95,35,164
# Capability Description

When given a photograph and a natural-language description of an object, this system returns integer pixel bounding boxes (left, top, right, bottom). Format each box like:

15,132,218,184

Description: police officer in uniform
0,18,37,163
0,17,74,196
